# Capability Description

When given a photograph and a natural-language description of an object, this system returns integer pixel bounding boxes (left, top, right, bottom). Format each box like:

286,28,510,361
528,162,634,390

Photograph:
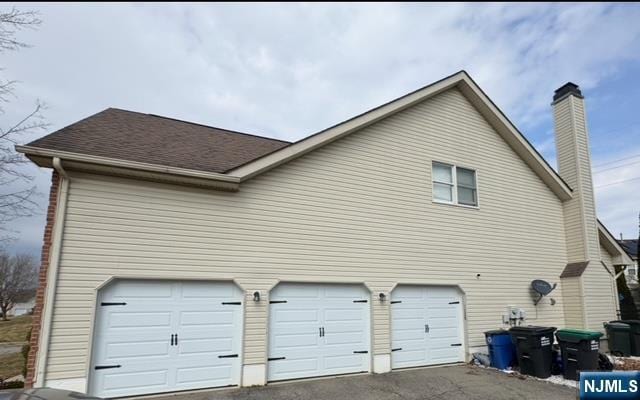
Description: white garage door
268,283,370,381
391,286,464,369
90,280,243,398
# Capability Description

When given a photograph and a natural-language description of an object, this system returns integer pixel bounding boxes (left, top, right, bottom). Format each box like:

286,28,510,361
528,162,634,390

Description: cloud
1,3,640,253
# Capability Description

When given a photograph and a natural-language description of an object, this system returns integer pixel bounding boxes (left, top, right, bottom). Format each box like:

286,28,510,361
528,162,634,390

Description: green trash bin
604,322,632,356
556,329,603,380
615,320,640,356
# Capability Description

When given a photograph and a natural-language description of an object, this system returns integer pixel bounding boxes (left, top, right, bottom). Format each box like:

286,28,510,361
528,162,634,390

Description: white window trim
432,161,480,209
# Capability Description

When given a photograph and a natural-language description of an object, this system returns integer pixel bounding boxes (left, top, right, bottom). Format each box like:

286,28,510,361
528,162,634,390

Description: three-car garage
89,280,465,397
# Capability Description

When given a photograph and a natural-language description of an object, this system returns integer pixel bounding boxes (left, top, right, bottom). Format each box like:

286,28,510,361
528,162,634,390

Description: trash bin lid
616,320,640,328
556,328,603,342
509,326,556,335
485,329,509,336
605,322,631,330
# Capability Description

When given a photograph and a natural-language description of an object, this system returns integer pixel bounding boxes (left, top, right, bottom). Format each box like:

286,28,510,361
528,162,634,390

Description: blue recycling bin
485,329,516,369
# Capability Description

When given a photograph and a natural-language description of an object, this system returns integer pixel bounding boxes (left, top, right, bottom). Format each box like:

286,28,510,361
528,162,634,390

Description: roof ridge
107,107,291,144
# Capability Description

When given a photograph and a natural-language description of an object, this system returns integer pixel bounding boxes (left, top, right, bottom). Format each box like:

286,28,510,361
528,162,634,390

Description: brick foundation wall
25,171,60,388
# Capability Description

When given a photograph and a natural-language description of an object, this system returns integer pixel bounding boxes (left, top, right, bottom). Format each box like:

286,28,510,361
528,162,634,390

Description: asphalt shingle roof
619,239,639,260
27,108,291,174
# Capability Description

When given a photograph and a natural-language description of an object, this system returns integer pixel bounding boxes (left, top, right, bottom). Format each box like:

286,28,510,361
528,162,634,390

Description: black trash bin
555,329,603,380
509,326,556,378
604,322,632,356
614,320,640,356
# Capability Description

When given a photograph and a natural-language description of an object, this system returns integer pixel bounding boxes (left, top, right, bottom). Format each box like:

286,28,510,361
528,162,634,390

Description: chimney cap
553,82,584,102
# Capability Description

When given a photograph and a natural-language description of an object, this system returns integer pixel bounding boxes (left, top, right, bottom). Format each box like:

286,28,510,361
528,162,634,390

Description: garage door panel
272,333,320,350
102,368,169,392
177,337,234,356
269,358,320,380
393,306,425,319
323,354,367,370
175,365,232,386
272,308,320,323
179,310,234,326
91,280,242,398
324,308,363,322
108,311,173,329
323,331,366,346
104,339,171,360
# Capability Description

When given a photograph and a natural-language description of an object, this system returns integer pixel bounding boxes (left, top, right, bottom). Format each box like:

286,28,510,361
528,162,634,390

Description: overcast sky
3,3,640,256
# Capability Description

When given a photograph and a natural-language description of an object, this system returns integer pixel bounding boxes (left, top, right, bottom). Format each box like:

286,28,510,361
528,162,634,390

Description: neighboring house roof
17,70,573,201
619,239,639,261
599,220,634,266
26,108,291,174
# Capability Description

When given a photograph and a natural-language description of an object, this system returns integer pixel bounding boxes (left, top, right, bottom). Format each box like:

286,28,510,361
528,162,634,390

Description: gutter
16,145,241,191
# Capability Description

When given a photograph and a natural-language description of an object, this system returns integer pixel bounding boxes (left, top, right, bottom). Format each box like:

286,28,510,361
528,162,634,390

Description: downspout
34,157,70,387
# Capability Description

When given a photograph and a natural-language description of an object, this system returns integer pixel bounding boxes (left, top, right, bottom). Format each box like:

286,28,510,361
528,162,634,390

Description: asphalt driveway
142,365,577,400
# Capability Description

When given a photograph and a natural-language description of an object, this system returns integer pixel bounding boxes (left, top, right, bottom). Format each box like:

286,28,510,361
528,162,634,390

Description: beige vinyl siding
553,96,600,262
582,265,616,332
45,88,569,381
561,277,584,328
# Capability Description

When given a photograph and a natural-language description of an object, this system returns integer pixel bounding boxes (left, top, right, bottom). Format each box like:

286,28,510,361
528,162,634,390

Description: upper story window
432,162,478,207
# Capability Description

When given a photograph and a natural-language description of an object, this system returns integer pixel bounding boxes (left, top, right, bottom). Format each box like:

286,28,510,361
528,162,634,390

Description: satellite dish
531,279,557,305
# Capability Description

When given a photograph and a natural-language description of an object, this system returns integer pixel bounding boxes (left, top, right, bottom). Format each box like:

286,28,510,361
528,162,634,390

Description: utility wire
593,153,640,169
593,159,640,174
594,176,640,189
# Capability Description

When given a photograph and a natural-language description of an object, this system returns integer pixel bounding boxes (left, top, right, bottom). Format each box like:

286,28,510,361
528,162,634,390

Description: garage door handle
449,301,460,304
353,300,368,303
450,343,462,347
268,357,286,361
270,300,287,304
218,354,238,358
425,324,429,333
222,302,241,305
175,333,178,345
391,348,402,352
390,301,402,304
171,334,175,346
100,302,127,306
353,351,368,354
95,365,121,370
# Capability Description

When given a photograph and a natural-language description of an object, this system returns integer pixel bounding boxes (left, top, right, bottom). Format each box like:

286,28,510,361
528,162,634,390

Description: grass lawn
0,351,24,380
0,315,33,343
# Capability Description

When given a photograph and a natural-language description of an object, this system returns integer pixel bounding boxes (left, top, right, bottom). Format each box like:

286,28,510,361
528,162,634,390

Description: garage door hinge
218,354,239,358
222,302,242,305
391,348,402,352
353,350,368,354
353,300,368,303
269,300,287,304
390,301,402,304
450,343,462,347
100,302,127,306
449,301,460,304
268,357,286,361
95,365,121,370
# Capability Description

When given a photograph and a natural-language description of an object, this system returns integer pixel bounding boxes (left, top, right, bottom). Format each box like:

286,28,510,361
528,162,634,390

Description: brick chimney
552,83,601,263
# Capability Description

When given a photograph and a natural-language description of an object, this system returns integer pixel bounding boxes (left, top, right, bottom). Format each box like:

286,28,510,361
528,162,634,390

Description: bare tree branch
0,7,46,243
0,8,41,52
